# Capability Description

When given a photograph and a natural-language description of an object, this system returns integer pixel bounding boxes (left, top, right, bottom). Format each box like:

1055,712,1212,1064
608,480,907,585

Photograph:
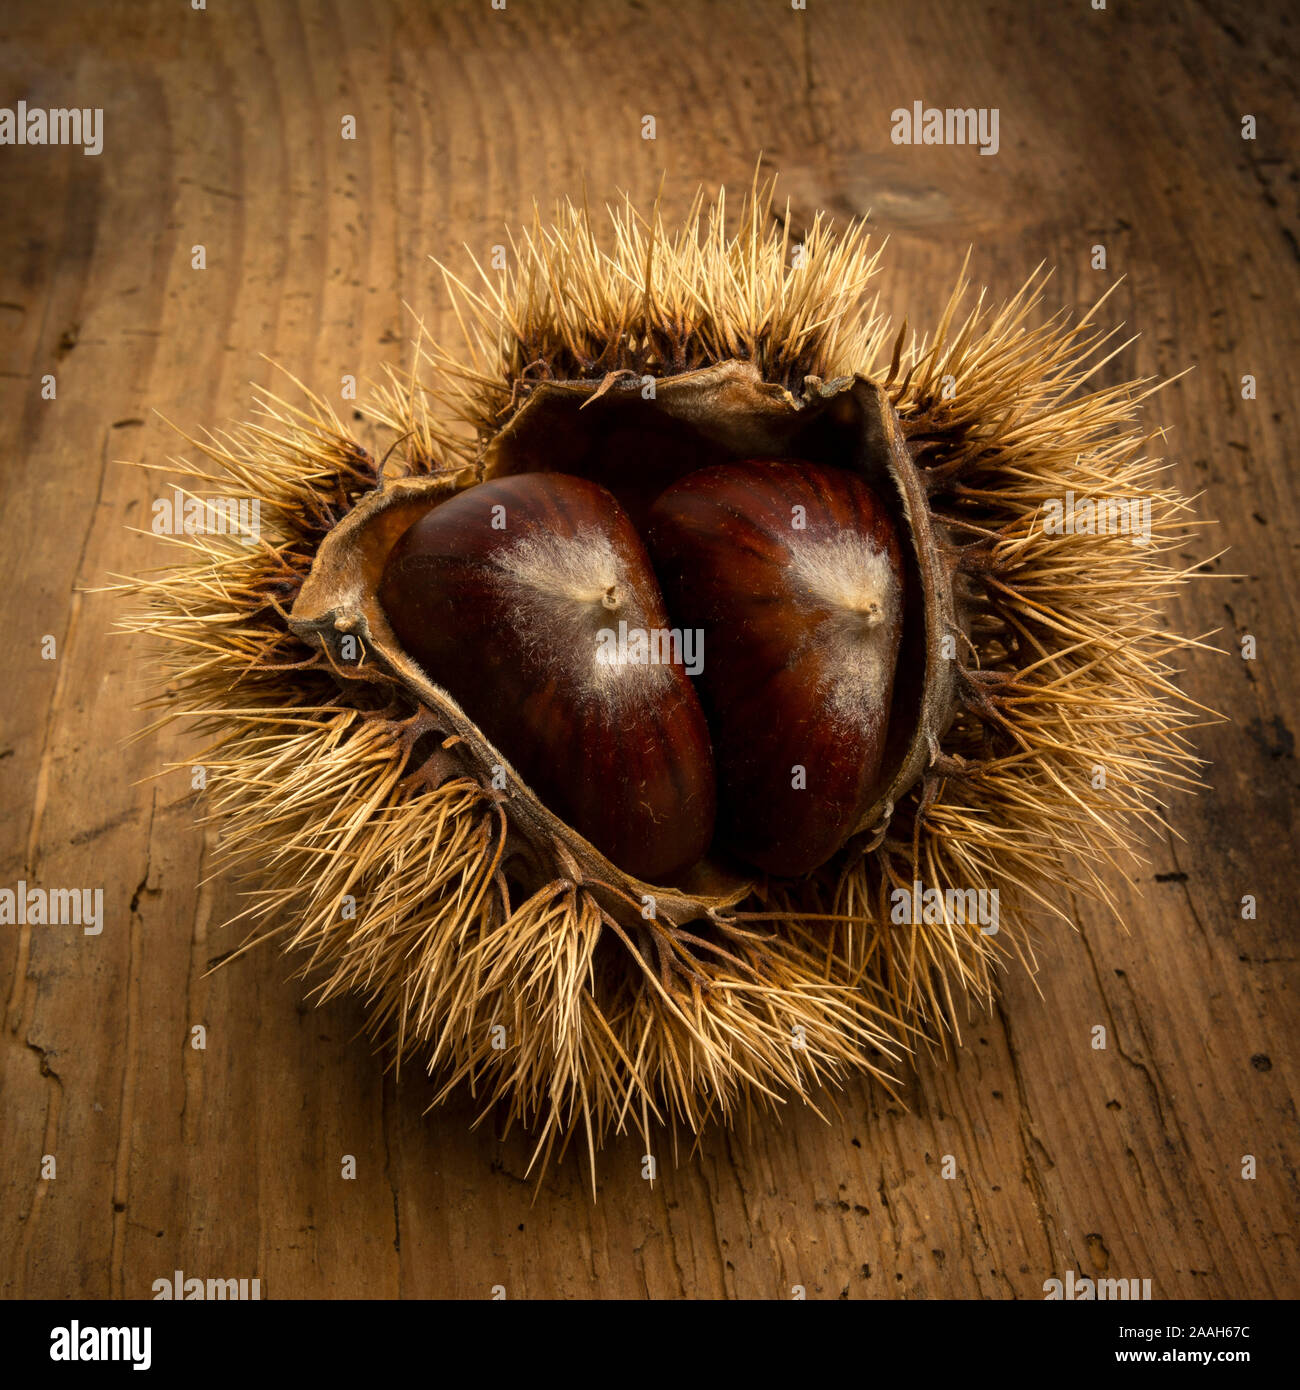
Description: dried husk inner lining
289,360,958,926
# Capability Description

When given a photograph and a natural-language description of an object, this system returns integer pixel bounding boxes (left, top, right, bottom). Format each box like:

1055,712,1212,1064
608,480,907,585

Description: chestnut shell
289,362,958,923
377,473,716,883
647,459,906,876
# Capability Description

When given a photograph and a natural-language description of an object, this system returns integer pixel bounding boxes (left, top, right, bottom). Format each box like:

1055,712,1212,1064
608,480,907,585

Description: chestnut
647,459,905,877
378,473,716,883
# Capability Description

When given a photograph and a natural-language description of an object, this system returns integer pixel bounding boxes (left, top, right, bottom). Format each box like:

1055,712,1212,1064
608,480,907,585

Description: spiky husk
118,177,1212,1177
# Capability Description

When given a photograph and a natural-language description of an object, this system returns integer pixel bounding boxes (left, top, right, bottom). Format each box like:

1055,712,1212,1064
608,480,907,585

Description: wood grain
1,0,1295,1300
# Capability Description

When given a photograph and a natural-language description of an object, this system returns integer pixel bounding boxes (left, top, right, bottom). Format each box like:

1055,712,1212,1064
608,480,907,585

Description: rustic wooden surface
1,0,1296,1301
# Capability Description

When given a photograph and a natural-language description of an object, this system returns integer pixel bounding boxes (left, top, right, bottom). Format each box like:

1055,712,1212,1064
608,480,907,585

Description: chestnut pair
378,459,905,884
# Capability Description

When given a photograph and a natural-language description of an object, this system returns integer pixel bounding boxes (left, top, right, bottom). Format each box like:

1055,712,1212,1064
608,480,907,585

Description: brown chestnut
378,473,716,883
647,459,905,877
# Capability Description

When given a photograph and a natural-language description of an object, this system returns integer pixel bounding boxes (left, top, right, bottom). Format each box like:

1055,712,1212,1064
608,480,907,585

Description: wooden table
2,0,1295,1300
